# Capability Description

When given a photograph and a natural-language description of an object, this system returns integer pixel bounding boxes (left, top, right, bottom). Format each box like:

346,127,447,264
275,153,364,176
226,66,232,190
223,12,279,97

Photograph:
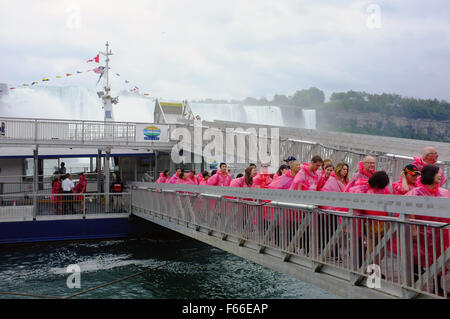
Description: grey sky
1,0,449,101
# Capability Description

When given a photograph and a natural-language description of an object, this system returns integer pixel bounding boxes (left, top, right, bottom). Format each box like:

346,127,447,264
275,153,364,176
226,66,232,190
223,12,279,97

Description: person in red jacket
207,163,232,187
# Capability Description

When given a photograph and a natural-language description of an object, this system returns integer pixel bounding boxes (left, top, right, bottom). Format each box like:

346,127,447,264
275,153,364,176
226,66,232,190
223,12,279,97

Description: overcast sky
1,0,450,101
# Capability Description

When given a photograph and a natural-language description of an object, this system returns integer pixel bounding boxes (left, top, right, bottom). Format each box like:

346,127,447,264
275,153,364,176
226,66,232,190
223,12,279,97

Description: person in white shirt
61,174,74,214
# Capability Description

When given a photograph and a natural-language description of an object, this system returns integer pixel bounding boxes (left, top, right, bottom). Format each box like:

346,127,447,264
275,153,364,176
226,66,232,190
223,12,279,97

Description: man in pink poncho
155,169,170,183
411,146,446,187
392,164,420,195
207,162,232,187
344,156,376,192
268,161,301,189
289,155,323,191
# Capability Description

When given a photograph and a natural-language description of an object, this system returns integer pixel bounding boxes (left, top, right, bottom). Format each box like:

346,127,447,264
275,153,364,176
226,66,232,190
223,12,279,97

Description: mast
99,41,118,122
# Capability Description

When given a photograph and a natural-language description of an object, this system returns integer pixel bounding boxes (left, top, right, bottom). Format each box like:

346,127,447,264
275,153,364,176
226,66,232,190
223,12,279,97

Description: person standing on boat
61,173,75,214
0,122,6,137
411,147,446,187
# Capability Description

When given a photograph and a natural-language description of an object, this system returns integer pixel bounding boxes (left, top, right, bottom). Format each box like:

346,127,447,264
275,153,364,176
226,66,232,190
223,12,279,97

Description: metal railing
0,192,130,221
131,183,450,299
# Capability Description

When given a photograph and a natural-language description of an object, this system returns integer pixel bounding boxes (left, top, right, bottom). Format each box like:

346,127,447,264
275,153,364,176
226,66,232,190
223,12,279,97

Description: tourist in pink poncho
169,168,182,184
187,169,198,185
344,156,376,192
230,167,257,188
348,171,392,265
320,162,349,213
405,165,449,293
272,164,289,184
317,163,335,191
155,169,170,183
198,171,210,185
268,161,300,190
289,156,323,191
411,147,446,187
392,164,420,195
207,163,232,187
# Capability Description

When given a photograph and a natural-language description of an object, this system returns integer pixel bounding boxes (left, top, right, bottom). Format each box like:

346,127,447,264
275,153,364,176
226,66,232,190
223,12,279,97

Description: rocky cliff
316,109,450,142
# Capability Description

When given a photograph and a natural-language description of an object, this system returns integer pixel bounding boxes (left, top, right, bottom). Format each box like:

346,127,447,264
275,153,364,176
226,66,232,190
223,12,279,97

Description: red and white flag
87,54,100,63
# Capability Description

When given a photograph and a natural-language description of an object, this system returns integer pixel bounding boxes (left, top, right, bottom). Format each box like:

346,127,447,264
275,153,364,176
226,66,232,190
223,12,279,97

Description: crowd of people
51,162,87,214
155,146,449,294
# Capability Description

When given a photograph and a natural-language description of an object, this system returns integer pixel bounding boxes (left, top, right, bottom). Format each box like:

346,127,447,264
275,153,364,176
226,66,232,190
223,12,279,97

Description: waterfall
0,85,316,129
302,109,317,129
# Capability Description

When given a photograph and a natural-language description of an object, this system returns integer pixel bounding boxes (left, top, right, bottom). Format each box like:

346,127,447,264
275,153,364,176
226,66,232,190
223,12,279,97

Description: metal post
134,157,138,181
83,194,86,219
155,150,159,183
105,149,110,213
97,150,102,193
400,214,413,293
33,147,38,221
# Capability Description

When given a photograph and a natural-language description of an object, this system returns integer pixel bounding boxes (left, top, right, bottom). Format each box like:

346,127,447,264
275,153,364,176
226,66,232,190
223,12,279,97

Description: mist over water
0,86,316,128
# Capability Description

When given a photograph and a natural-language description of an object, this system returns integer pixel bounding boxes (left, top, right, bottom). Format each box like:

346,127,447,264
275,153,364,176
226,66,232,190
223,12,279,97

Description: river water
0,237,340,299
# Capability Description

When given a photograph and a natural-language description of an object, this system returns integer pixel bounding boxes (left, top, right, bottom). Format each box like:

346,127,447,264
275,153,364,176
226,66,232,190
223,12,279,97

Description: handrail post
83,194,86,219
348,209,359,272
81,121,85,144
400,214,413,294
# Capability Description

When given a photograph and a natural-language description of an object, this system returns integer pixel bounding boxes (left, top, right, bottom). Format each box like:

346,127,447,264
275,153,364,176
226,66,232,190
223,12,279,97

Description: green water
0,237,341,299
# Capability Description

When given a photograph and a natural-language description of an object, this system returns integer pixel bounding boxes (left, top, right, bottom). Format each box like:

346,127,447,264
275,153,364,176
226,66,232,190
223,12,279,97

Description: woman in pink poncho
230,166,257,188
392,164,420,195
320,162,349,213
406,165,449,294
187,169,198,185
411,147,446,187
272,164,289,184
169,168,182,184
348,171,391,265
317,163,335,191
155,169,170,183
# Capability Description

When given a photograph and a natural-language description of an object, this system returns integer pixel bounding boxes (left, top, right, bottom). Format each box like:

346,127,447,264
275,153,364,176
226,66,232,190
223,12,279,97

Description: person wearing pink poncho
392,164,420,195
168,168,182,184
320,162,349,212
207,163,232,187
187,169,198,185
268,161,300,189
344,156,376,192
317,163,335,191
405,165,449,294
348,171,391,266
289,156,323,191
230,166,257,188
411,147,446,187
155,169,170,183
272,164,289,184
198,171,210,185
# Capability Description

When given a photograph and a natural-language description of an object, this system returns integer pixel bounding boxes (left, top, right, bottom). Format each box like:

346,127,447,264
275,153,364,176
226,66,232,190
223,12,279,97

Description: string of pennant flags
2,53,153,98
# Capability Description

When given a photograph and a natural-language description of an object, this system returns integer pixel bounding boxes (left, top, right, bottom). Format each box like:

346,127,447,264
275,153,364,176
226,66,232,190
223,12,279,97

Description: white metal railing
131,183,450,299
0,116,174,147
0,192,130,221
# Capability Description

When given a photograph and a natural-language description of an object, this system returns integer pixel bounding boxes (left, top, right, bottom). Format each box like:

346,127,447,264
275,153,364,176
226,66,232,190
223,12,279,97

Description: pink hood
268,169,296,189
230,176,249,188
289,163,320,191
320,173,346,193
252,174,272,188
207,171,232,187
156,172,169,183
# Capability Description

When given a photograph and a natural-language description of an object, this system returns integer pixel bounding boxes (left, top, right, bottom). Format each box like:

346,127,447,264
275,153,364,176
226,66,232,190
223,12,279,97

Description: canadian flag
87,54,100,63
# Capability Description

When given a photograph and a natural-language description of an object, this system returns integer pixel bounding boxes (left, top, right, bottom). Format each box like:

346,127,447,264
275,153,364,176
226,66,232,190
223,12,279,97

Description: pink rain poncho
344,161,374,192
187,174,198,185
267,169,296,189
230,176,250,188
319,173,348,213
197,172,205,185
392,178,418,195
252,174,272,188
411,156,446,187
316,172,331,191
207,171,232,187
405,184,450,268
199,179,208,185
289,163,320,191
155,172,169,183
168,173,180,184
